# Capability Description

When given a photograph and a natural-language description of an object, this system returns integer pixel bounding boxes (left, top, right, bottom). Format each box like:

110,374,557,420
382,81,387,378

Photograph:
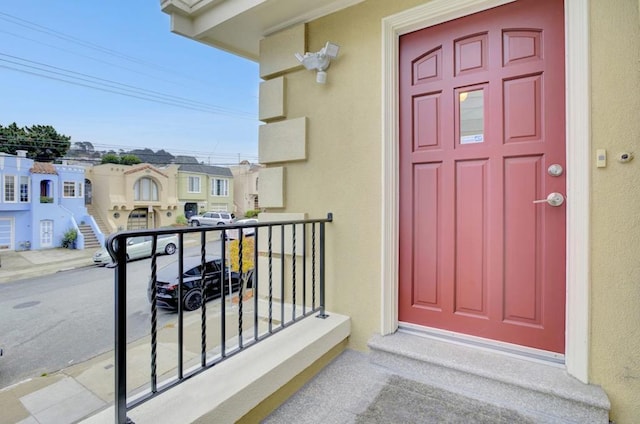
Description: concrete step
78,225,101,249
368,331,610,424
85,206,111,235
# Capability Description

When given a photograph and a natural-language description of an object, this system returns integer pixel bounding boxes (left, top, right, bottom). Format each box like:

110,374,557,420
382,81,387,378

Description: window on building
212,178,228,197
188,176,201,193
134,177,159,201
63,181,76,198
19,176,29,202
4,176,16,202
40,180,53,203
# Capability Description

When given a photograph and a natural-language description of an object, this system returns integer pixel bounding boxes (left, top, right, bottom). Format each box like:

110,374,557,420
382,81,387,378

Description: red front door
398,0,566,353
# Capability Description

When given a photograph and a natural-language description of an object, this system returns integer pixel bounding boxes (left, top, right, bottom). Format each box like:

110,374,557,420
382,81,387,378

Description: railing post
317,218,329,319
150,236,158,394
111,236,131,423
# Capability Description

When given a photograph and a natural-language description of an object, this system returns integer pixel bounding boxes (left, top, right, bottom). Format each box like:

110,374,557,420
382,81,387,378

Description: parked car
93,234,178,266
188,211,235,227
224,218,258,240
148,255,249,311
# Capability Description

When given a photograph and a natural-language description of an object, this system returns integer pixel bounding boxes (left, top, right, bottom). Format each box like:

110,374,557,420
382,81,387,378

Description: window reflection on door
459,89,484,144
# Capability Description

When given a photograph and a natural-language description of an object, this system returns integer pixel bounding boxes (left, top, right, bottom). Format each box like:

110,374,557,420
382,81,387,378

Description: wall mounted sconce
295,42,340,84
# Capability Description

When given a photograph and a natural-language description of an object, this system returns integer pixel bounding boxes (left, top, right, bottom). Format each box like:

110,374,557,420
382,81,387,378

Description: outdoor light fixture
295,42,340,84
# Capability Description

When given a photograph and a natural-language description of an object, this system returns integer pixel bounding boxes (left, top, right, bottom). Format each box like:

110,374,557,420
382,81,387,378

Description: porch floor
264,349,533,423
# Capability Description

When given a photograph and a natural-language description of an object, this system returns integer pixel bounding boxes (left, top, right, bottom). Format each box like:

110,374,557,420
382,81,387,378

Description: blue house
0,151,103,251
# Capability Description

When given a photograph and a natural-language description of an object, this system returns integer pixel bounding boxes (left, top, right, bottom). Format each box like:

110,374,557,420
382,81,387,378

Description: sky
0,1,260,165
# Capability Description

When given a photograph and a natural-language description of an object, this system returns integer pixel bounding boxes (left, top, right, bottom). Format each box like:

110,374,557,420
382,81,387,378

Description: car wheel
183,289,203,311
165,243,177,255
217,222,224,226
191,220,200,227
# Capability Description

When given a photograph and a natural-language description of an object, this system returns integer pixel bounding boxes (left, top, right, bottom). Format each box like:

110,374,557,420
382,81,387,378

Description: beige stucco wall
86,164,180,231
589,0,640,422
258,0,640,421
229,163,262,216
263,0,425,351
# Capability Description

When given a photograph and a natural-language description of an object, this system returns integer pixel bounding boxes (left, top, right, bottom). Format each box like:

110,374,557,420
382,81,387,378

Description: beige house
85,163,180,232
176,163,235,219
146,0,638,422
229,161,262,216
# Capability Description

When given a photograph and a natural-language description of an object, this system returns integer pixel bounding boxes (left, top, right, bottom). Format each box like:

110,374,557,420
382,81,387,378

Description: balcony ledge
81,312,350,424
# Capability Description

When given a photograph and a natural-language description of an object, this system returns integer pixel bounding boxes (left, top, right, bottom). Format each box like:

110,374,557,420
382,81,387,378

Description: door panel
399,0,566,352
40,220,53,248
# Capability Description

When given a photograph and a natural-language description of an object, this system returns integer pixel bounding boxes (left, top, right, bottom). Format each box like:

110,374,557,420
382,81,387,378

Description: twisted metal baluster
200,231,207,367
302,224,307,315
280,224,285,328
253,228,259,341
312,223,316,311
238,232,244,349
150,235,158,393
220,229,226,358
268,225,273,333
292,224,296,321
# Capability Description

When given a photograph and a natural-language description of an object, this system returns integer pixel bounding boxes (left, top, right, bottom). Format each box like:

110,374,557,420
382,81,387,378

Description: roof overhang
160,0,364,61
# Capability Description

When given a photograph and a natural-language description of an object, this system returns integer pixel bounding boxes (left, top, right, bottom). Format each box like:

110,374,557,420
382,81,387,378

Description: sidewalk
0,242,240,424
0,247,101,423
0,247,95,285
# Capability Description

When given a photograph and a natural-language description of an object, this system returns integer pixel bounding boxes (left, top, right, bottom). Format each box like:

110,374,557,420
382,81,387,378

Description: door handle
533,192,564,207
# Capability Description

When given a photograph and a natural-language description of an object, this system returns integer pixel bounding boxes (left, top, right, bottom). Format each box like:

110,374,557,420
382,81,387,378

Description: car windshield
184,266,202,277
127,236,147,245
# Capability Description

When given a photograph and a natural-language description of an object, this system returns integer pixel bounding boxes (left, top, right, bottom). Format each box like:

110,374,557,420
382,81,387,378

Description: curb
0,258,95,285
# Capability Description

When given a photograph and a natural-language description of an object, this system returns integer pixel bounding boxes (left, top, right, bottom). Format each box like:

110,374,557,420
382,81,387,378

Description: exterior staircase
368,331,611,424
85,204,111,235
78,224,101,249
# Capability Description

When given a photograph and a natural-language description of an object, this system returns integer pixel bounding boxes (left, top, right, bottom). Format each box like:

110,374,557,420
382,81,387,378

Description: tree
101,153,121,164
67,141,101,159
100,153,142,165
228,237,255,303
129,148,175,164
120,154,142,165
0,122,71,161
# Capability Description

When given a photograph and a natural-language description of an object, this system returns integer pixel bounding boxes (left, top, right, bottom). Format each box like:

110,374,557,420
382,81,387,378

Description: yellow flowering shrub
228,237,255,274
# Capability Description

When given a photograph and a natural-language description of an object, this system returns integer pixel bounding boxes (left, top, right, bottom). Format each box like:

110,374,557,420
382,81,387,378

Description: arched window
39,179,53,203
134,177,158,201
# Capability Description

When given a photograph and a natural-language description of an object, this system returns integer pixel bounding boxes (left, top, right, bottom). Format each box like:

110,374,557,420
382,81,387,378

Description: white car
188,212,235,227
224,218,258,240
93,234,178,265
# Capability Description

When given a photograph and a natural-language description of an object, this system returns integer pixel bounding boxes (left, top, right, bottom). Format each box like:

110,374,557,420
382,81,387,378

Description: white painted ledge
82,312,350,424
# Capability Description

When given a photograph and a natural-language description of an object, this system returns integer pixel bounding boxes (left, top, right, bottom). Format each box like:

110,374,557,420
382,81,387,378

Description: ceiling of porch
160,0,364,61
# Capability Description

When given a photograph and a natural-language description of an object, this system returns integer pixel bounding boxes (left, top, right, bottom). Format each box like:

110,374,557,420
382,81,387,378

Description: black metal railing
107,214,333,424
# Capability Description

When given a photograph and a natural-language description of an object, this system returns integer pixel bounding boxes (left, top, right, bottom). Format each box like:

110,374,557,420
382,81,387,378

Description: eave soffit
160,0,364,60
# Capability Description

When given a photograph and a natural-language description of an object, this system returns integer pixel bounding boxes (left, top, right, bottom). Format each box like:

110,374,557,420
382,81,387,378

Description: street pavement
0,247,104,423
0,243,216,424
0,247,96,285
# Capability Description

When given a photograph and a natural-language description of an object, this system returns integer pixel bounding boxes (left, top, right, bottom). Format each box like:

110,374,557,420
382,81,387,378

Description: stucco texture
278,0,427,351
275,0,640,421
589,0,640,422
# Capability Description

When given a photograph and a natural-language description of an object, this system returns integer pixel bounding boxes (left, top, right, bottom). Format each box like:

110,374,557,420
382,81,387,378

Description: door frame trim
380,0,590,383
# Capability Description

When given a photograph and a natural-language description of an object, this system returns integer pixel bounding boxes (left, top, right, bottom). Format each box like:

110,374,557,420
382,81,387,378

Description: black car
148,256,247,311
